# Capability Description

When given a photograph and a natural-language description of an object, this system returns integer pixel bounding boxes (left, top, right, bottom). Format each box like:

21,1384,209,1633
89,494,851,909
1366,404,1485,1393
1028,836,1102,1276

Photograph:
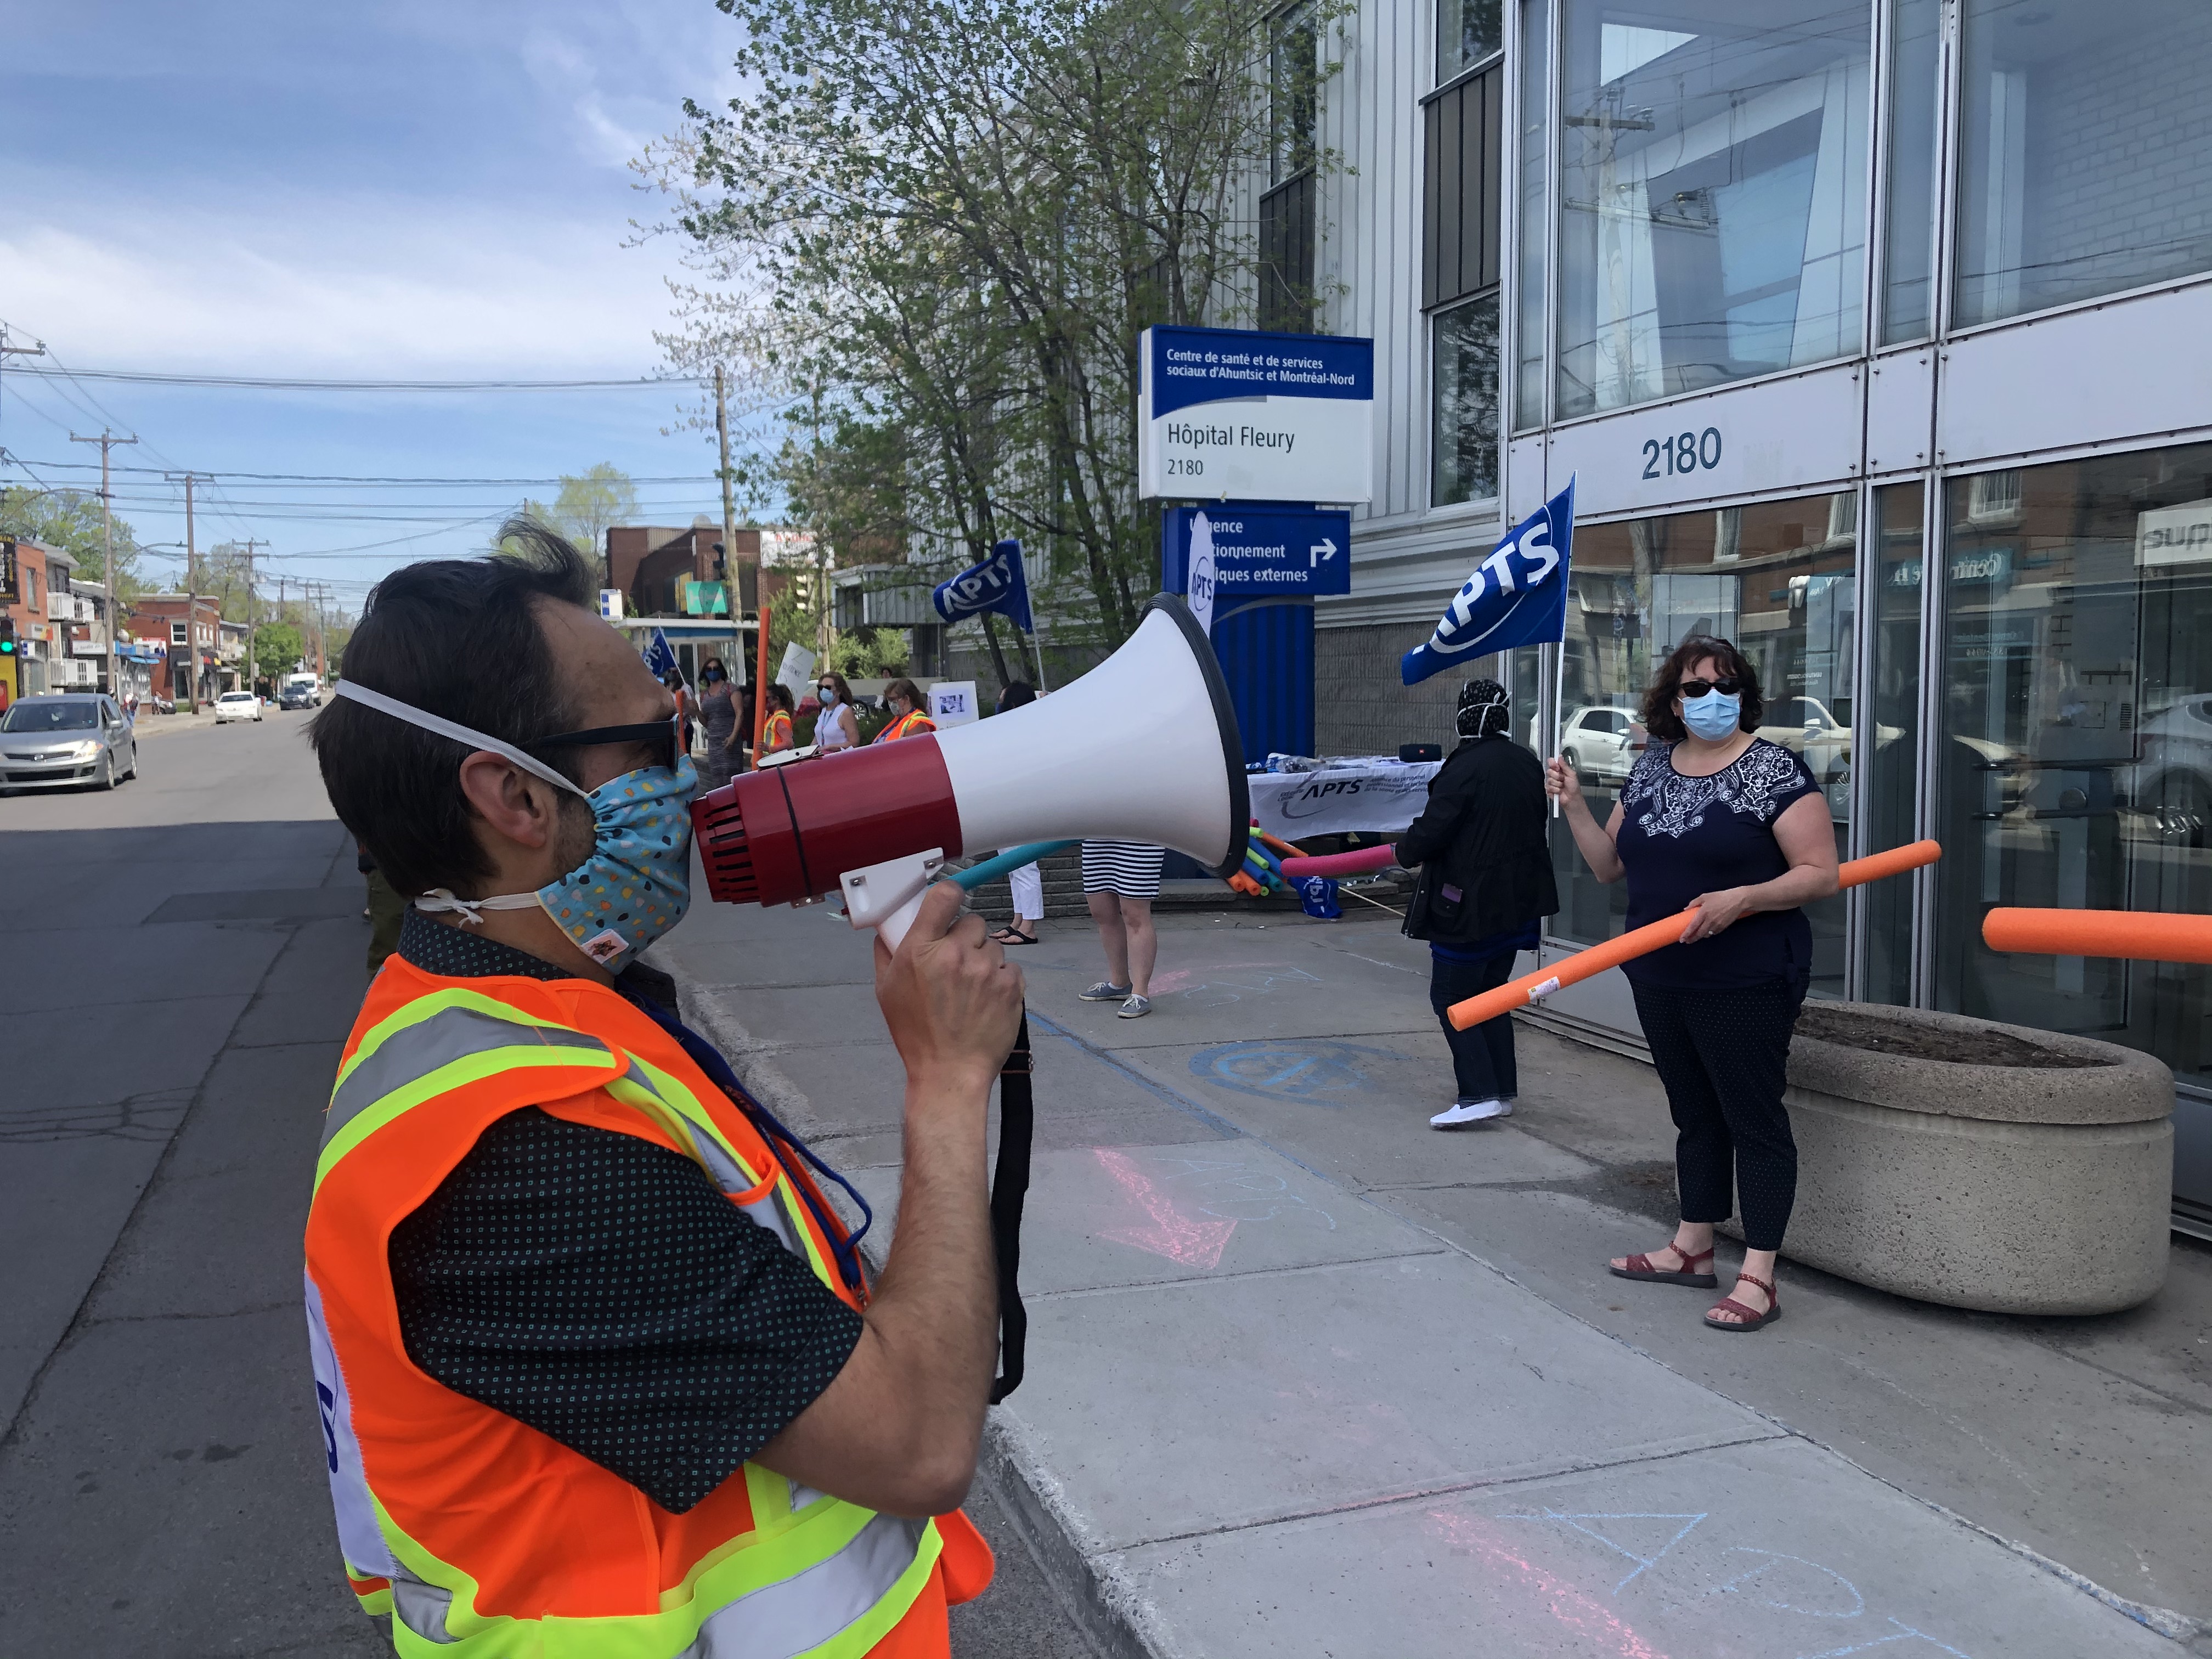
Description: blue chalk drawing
1188,1039,1401,1104
1497,1509,1707,1594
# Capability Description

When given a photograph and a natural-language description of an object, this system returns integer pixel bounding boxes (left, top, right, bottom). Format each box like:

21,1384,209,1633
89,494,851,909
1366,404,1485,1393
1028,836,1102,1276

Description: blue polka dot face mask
334,681,699,969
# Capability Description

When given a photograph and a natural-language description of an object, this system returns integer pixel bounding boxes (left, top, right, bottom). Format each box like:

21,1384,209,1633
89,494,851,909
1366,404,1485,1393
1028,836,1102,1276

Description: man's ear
456,752,563,851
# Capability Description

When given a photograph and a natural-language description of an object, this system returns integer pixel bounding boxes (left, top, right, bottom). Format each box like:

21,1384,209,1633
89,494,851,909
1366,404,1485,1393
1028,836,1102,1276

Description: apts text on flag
1400,477,1576,687
933,539,1034,633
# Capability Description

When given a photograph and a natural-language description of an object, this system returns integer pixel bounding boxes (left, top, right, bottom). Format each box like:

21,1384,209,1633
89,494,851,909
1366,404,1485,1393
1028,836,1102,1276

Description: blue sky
0,0,759,612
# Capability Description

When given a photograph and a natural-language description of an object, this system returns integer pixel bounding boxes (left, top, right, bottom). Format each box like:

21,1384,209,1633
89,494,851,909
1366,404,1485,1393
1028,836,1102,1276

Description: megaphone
692,594,1248,945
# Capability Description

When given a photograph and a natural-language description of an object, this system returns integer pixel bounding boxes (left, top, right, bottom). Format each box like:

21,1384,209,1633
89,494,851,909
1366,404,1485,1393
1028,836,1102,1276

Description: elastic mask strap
413,888,548,927
334,681,589,799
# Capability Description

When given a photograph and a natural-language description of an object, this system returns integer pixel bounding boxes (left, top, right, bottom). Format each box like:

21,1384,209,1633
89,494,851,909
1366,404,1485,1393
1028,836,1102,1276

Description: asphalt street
0,710,1094,1658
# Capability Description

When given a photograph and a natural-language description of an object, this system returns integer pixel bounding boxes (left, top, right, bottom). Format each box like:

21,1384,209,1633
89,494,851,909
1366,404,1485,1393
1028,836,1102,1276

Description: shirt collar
394,907,682,1014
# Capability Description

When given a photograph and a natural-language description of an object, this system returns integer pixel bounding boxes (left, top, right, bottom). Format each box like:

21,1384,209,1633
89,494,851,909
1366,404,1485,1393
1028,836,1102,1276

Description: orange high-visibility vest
874,710,936,743
304,954,992,1655
763,709,794,751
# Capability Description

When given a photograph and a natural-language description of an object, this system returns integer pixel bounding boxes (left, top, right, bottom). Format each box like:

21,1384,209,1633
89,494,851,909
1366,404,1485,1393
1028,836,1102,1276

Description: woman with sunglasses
696,657,740,789
813,671,859,752
1547,636,1838,1335
759,682,796,756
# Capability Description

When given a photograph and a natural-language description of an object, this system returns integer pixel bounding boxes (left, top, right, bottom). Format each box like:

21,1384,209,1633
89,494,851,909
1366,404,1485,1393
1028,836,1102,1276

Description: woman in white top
812,670,860,751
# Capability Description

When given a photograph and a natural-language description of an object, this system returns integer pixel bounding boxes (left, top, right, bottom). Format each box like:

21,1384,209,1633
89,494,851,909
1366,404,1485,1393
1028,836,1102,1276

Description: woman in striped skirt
1080,839,1164,1018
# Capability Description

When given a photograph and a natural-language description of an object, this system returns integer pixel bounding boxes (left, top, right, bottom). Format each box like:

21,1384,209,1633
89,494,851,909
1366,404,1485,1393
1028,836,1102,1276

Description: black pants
1429,950,1520,1101
1630,977,1805,1251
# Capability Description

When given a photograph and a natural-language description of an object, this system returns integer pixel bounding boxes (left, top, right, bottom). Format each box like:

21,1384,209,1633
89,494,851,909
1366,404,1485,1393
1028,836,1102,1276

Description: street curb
671,970,1159,1659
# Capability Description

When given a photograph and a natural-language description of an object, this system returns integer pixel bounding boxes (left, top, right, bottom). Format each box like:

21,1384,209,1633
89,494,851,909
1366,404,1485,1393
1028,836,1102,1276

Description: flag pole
1027,622,1049,692
1551,639,1567,819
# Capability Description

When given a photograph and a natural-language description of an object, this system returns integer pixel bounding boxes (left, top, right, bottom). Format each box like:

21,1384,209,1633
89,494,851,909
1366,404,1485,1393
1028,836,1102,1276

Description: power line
13,460,724,486
6,366,716,392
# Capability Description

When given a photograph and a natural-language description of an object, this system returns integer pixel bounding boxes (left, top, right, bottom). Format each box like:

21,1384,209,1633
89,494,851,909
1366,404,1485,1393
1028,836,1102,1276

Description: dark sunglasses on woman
1679,676,1743,698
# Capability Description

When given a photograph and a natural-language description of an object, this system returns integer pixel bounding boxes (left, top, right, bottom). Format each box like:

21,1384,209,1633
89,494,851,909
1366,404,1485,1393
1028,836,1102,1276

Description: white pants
1008,862,1044,922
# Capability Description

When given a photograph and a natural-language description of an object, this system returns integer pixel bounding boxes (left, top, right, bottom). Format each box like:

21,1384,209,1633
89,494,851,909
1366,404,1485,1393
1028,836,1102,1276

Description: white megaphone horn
692,595,1248,947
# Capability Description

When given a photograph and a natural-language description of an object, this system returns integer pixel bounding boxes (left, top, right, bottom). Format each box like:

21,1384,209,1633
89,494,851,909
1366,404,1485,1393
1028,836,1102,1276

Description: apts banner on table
1138,326,1374,504
1248,759,1442,840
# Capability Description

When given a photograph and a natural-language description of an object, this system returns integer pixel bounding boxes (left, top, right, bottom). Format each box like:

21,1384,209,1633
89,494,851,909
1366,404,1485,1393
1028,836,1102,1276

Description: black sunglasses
1678,676,1743,699
531,712,685,774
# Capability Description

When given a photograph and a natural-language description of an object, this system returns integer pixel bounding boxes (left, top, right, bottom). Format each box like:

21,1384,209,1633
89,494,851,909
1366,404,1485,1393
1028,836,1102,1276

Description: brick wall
2026,25,2212,304
1316,623,1476,755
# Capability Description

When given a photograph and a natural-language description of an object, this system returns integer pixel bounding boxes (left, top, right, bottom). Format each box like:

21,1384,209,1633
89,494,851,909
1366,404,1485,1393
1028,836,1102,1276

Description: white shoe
1430,1097,1512,1129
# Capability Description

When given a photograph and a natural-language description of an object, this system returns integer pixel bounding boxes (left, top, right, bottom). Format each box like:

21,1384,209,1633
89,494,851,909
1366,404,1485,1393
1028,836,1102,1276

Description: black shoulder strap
988,1012,1034,1402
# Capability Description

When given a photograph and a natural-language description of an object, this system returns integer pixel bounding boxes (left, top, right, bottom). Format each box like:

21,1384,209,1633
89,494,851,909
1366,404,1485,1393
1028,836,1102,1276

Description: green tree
648,0,1345,657
253,621,305,686
521,465,641,562
0,486,145,594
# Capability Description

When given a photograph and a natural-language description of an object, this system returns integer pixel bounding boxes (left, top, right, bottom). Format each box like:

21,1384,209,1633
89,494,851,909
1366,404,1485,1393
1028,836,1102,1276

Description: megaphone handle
988,1009,1033,1403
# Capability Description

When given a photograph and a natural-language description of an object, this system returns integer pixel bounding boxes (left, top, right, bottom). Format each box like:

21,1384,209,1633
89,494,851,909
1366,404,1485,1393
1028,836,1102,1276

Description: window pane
1879,0,1942,343
1550,492,1856,1000
1513,0,1550,430
1440,0,1504,83
1555,2,1870,419
1432,295,1501,505
1865,481,1924,1005
1954,1,2212,328
1272,2,1318,187
1933,443,2212,1084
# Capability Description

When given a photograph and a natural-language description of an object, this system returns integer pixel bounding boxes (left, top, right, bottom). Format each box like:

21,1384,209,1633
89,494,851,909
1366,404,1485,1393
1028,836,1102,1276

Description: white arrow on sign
1310,538,1337,567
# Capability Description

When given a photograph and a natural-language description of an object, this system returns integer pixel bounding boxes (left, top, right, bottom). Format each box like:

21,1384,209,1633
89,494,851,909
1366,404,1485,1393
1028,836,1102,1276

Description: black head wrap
1455,678,1509,739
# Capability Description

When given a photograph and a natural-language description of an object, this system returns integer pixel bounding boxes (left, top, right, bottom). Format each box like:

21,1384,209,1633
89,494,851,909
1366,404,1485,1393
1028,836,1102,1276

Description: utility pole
164,471,210,712
239,538,267,700
0,326,44,457
70,429,139,700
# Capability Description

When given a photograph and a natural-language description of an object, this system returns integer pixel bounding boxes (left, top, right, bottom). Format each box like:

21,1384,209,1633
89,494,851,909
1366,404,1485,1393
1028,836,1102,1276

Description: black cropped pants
1629,976,1806,1252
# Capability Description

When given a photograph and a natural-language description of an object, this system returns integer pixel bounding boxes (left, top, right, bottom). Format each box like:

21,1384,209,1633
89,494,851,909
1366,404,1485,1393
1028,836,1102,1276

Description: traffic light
0,618,16,656
712,540,728,582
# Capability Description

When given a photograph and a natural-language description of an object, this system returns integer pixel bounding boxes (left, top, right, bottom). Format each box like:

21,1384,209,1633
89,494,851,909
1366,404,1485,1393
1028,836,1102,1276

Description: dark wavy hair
309,515,595,898
1640,635,1764,742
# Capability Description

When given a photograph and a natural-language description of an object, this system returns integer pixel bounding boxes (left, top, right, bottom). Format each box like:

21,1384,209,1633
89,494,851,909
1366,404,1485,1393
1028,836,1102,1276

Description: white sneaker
1430,1097,1513,1129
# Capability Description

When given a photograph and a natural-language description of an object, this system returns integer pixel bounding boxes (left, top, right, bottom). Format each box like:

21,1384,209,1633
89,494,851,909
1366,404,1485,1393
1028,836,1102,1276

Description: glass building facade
1470,0,2212,1227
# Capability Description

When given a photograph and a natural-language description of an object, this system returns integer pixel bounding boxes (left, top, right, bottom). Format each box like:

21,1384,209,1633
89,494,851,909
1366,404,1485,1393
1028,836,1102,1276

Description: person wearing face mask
759,681,797,756
813,670,860,752
872,678,937,743
696,655,740,790
1548,636,1838,1335
1396,679,1558,1129
303,518,1017,1655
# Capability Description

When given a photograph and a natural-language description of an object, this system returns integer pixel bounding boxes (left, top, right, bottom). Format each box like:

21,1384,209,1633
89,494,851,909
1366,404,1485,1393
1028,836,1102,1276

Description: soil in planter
1793,1003,2112,1068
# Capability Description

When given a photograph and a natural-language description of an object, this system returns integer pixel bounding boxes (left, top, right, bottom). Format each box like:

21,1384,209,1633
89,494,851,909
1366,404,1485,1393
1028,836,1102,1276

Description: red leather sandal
1704,1271,1781,1332
1607,1244,1718,1288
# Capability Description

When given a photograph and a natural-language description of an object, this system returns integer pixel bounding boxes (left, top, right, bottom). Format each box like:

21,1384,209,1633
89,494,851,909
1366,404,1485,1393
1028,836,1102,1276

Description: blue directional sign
1161,506,1352,599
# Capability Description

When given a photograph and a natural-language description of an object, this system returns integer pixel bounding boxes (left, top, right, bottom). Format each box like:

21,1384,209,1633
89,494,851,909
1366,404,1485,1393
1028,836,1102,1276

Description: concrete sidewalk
661,894,2212,1658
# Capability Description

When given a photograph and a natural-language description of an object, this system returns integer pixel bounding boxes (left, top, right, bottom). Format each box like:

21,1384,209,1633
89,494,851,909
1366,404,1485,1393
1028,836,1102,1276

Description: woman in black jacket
1397,679,1559,1128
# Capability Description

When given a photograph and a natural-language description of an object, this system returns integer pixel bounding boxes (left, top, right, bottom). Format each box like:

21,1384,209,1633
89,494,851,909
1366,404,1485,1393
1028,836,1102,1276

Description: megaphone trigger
838,849,948,952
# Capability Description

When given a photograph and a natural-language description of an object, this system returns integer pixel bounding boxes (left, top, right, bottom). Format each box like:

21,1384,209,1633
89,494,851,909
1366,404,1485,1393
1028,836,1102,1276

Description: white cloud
0,195,688,380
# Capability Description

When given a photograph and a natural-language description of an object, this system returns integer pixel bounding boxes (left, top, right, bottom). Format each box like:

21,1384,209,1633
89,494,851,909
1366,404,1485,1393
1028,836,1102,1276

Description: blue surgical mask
332,681,699,968
1681,689,1742,741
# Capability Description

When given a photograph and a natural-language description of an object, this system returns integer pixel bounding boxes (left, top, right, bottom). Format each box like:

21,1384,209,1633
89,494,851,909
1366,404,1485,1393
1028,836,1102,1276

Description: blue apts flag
642,627,677,679
933,538,1034,633
1401,476,1576,686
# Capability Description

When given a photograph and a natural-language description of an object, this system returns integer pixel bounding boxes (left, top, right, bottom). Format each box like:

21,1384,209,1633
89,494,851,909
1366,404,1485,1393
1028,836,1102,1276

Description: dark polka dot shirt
385,913,863,1515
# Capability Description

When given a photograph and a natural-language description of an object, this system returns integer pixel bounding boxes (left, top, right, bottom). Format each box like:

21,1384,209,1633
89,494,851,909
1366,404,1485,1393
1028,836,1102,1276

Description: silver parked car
0,694,138,792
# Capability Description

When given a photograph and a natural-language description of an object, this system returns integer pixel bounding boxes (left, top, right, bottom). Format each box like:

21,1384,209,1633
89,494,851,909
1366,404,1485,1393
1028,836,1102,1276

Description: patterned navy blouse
1613,737,1822,990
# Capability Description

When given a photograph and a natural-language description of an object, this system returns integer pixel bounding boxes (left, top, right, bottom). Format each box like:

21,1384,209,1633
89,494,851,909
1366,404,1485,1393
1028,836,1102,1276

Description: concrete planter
1720,1002,2173,1314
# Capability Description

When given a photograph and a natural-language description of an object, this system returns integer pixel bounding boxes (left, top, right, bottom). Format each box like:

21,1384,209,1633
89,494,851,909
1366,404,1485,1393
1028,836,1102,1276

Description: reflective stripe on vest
308,981,941,1657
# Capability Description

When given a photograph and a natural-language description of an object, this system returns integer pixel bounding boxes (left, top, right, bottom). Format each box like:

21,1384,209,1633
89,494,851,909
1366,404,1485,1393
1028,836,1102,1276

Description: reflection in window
1879,0,1942,343
1555,2,1869,419
1439,0,1503,84
1548,493,1857,1000
1432,295,1501,505
1513,0,1550,431
1933,442,2212,1087
1865,483,1924,1005
1954,1,2212,328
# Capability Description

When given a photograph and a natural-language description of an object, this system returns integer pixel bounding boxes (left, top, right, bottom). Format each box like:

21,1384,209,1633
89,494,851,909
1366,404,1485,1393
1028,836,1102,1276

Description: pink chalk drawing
1092,1148,1239,1268
1424,1510,1675,1659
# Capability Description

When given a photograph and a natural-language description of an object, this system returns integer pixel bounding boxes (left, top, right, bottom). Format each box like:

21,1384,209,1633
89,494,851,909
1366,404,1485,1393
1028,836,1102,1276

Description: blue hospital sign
1139,326,1374,504
1163,507,1353,599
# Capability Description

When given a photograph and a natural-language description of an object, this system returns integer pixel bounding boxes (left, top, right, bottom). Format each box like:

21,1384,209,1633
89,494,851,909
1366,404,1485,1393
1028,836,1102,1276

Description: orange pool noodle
1983,908,2212,966
1447,840,1942,1030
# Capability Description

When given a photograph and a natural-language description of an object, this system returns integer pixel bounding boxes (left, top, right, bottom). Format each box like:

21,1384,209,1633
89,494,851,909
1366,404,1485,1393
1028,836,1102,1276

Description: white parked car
215,691,263,724
1550,705,1647,783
